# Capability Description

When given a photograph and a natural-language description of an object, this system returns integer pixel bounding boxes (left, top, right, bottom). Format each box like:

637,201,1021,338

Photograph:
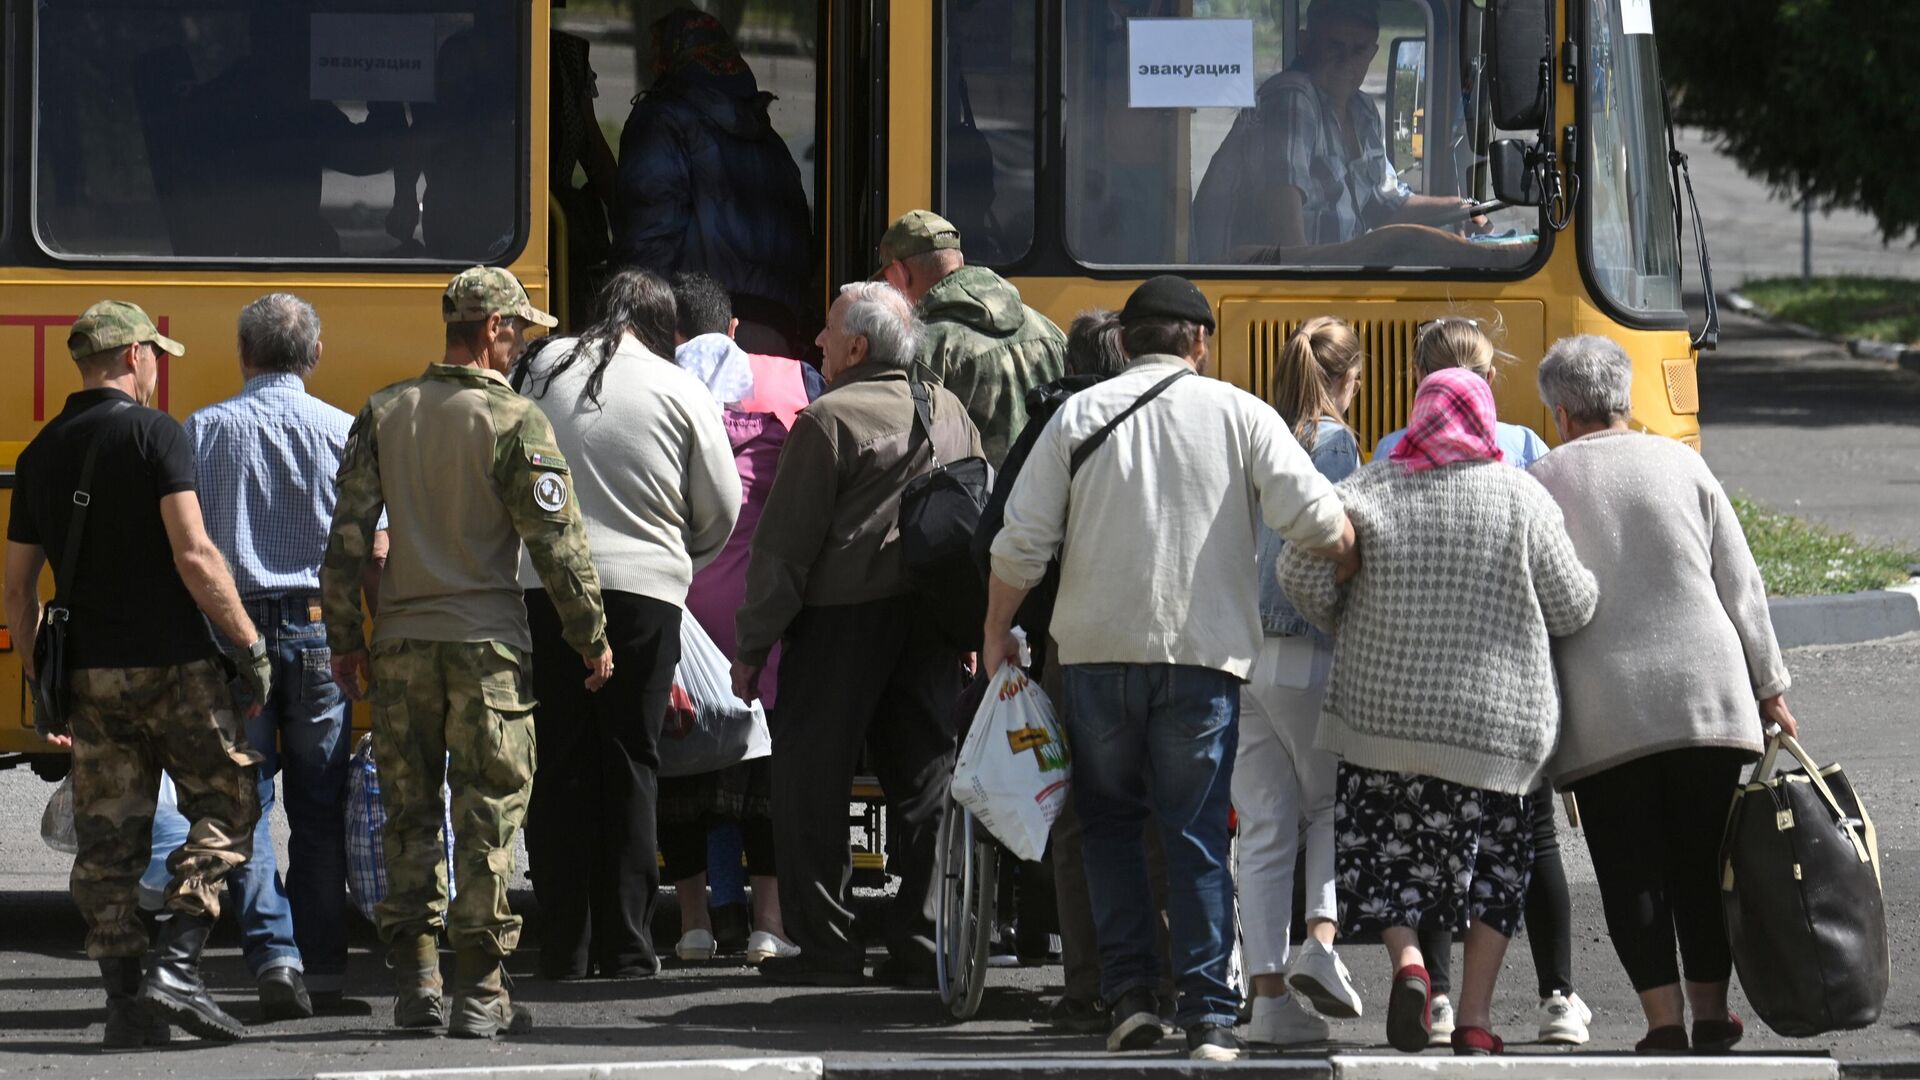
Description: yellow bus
0,0,1709,769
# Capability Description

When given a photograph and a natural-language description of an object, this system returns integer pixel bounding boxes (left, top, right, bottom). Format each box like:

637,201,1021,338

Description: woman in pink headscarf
1277,369,1598,1057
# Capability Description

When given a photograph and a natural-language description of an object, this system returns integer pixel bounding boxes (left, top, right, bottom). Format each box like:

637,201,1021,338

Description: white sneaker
1539,990,1592,1045
745,930,800,964
1428,995,1456,1047
1245,993,1330,1047
675,929,717,961
1285,939,1364,1019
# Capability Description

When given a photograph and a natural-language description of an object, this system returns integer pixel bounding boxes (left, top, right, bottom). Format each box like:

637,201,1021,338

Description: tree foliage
1655,0,1920,244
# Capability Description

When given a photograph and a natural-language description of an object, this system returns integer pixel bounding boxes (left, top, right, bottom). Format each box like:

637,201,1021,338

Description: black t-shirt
7,388,215,669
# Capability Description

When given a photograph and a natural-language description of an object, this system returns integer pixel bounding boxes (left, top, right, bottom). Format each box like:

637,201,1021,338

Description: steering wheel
1435,198,1507,232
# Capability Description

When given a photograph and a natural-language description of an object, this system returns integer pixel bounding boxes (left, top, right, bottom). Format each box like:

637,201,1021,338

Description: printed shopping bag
345,734,455,923
949,659,1071,861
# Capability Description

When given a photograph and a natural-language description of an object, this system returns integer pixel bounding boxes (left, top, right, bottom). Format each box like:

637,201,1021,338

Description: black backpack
898,383,992,651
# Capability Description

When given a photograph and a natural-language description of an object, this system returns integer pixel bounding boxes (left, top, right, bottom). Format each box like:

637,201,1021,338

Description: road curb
1847,337,1920,375
1769,583,1920,650
313,1059,826,1080
1329,1054,1836,1078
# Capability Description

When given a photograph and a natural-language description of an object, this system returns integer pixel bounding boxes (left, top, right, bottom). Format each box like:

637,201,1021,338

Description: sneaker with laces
1246,992,1329,1046
675,929,717,962
1538,990,1591,1045
1285,938,1364,1019
1427,994,1456,1047
1105,988,1163,1052
1185,1023,1246,1061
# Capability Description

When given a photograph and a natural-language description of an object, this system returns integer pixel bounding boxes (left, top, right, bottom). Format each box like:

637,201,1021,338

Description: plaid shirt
185,372,355,599
1258,70,1412,245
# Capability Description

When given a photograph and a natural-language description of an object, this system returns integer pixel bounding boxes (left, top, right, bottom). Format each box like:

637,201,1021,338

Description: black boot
99,957,171,1052
138,914,244,1042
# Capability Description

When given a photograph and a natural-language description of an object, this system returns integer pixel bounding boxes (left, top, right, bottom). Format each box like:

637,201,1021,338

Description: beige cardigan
1528,430,1789,787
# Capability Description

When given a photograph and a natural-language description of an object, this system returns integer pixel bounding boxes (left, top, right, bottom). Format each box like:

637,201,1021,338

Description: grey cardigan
1278,459,1598,795
1528,430,1788,786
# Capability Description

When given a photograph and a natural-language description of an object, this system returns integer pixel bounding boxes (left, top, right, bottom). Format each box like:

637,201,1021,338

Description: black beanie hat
1120,275,1216,333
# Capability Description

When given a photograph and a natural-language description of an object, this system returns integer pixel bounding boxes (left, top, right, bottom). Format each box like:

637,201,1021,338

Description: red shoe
1451,1025,1505,1056
1635,1025,1690,1053
1692,1012,1744,1054
1385,964,1431,1052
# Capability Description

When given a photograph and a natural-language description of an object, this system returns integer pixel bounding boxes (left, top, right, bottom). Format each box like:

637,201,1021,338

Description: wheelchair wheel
935,798,997,1019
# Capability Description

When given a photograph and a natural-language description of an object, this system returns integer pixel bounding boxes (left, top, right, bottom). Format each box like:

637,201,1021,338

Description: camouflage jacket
914,265,1066,468
321,363,607,656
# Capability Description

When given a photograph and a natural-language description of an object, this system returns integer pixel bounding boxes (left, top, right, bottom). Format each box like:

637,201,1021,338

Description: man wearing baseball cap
984,275,1358,1061
5,300,271,1048
874,209,1065,467
321,267,609,1038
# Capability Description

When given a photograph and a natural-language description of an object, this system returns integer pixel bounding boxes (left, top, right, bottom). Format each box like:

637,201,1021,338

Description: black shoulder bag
30,404,126,738
898,383,993,651
1068,368,1192,478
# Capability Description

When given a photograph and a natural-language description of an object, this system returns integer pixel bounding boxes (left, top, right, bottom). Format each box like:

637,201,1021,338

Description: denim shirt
1258,418,1360,637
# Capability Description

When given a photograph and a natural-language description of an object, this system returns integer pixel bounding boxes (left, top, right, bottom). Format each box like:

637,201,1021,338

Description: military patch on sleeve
532,471,568,512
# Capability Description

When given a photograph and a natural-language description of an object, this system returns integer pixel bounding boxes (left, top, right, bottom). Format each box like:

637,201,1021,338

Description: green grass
1739,275,1920,346
1732,495,1918,597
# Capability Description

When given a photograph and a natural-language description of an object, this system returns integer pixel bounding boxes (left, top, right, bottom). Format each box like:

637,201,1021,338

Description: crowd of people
4,202,1798,1060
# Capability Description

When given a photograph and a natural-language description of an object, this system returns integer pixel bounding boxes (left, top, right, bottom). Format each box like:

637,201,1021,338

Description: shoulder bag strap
49,401,129,615
1069,369,1191,478
909,381,941,469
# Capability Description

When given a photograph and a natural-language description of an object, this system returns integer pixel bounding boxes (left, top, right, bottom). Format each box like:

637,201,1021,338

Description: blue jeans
146,598,350,989
1061,662,1240,1029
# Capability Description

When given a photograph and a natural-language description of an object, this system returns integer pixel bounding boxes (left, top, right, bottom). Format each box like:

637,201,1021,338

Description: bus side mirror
1386,37,1427,169
1490,0,1553,130
1490,138,1542,206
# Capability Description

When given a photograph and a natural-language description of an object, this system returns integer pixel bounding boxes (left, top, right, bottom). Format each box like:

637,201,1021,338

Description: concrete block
1329,1053,1837,1080
314,1058,825,1080
1769,585,1920,650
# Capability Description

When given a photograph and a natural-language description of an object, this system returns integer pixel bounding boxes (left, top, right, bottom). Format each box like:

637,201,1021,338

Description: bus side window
941,0,1038,267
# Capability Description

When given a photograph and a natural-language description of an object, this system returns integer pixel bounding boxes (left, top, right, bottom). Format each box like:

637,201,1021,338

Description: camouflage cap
876,209,963,268
67,300,185,362
441,266,558,328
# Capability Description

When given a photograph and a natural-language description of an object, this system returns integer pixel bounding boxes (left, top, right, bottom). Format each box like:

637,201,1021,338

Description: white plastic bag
345,734,455,923
658,614,770,778
949,657,1071,862
40,775,78,855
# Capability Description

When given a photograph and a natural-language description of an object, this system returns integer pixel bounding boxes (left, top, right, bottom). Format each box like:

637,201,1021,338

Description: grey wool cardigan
1527,429,1788,787
1277,458,1598,795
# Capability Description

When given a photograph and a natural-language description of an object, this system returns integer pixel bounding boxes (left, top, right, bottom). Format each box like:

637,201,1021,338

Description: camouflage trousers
68,659,261,959
368,638,537,957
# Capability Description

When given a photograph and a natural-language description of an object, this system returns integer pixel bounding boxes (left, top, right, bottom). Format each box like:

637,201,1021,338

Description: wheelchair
933,792,998,1020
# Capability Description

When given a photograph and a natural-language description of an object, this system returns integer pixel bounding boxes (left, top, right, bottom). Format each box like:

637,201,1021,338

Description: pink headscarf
1387,368,1504,472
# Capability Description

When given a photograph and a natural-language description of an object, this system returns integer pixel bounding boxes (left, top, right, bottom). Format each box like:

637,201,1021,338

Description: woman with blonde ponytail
1238,315,1366,1046
1370,316,1586,1047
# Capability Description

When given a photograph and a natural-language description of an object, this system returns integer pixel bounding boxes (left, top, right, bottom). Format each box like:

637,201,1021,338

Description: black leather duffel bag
1721,733,1889,1037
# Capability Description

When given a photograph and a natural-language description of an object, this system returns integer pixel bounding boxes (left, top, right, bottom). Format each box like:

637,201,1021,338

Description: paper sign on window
1128,18,1256,109
310,14,438,102
1620,0,1654,35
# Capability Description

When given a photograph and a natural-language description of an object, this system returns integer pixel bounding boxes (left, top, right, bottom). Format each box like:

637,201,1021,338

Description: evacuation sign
1127,18,1256,109
309,14,438,103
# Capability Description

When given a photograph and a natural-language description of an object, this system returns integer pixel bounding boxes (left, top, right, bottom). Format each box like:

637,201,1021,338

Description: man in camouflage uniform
3,302,271,1049
875,209,1066,467
321,267,611,1039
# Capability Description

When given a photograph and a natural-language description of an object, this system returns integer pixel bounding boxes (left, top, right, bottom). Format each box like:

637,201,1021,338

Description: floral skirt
1334,762,1533,938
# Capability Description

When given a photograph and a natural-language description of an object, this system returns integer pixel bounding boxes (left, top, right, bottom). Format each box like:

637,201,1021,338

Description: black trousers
771,595,961,972
524,589,681,978
1571,747,1748,992
1422,789,1572,997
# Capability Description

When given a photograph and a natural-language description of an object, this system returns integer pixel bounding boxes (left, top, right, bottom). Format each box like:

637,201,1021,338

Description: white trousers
1232,634,1339,975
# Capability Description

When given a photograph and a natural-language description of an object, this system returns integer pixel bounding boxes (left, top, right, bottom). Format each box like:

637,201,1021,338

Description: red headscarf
1387,368,1504,472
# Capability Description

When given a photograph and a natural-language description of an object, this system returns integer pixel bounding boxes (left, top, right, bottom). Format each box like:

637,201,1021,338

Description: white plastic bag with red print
949,650,1071,862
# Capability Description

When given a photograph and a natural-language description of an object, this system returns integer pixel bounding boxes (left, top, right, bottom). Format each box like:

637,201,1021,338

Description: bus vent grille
1244,318,1419,457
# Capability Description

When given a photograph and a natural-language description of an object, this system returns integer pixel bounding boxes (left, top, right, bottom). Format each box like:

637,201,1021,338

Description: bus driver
1192,0,1483,262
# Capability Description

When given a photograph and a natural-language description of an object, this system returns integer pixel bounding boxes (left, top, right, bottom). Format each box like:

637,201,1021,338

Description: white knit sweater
1277,460,1598,794
1528,430,1788,786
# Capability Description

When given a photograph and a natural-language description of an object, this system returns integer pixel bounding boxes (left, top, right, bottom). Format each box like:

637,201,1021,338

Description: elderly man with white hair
1528,335,1798,1056
732,281,983,988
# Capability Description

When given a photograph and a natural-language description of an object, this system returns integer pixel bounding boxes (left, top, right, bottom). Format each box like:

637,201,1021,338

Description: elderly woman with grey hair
1527,334,1799,1056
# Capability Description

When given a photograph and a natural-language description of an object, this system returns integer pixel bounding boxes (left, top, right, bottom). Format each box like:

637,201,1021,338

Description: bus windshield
979,0,1543,274
33,0,524,264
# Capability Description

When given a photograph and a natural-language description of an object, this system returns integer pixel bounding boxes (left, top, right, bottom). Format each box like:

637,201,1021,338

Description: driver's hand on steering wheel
1461,202,1493,235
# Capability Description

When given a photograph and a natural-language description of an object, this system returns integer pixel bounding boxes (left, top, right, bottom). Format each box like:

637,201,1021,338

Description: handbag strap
48,401,129,618
1069,368,1192,478
909,381,942,470
1751,732,1873,865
